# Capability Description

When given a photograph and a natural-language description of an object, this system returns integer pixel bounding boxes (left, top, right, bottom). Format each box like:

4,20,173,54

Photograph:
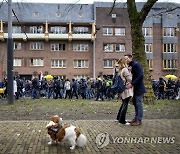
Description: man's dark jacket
129,60,146,95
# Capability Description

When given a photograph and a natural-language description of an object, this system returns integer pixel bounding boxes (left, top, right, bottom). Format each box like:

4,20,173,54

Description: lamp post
7,0,14,104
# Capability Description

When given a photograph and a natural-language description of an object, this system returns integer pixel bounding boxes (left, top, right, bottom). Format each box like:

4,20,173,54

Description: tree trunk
126,0,158,103
130,18,155,103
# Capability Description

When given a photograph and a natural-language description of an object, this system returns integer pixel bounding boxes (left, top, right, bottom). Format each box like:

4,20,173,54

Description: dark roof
0,2,179,23
0,2,94,23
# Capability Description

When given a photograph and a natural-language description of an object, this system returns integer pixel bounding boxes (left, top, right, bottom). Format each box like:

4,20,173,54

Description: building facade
0,2,179,80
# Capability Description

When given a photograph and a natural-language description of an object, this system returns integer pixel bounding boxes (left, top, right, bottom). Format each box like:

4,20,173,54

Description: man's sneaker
131,121,142,126
128,119,136,123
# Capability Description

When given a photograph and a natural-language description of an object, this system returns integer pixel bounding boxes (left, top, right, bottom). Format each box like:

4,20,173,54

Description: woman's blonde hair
117,57,127,70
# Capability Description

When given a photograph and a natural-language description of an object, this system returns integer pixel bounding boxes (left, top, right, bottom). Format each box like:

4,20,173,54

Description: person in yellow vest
106,76,113,100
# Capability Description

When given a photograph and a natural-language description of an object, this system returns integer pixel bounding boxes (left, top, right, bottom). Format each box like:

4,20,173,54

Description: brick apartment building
0,2,179,80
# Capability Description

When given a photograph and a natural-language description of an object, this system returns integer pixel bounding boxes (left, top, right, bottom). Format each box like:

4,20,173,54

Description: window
79,11,83,18
30,42,44,50
73,60,89,68
34,11,39,17
13,59,22,66
163,60,177,69
167,13,173,18
56,12,61,17
144,44,152,53
115,44,125,52
104,59,113,68
12,26,21,33
30,26,43,33
30,59,44,66
147,59,153,70
74,75,87,81
59,75,66,79
51,44,65,51
103,28,113,35
73,44,89,51
103,44,113,52
142,27,152,37
73,27,89,34
163,27,175,37
115,28,125,36
51,60,66,68
14,42,21,50
50,26,67,34
163,44,176,53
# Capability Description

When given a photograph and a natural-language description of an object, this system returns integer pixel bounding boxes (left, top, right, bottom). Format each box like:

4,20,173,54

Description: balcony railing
3,32,94,41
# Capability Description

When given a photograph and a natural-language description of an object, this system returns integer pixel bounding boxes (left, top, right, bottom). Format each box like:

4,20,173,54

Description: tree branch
109,0,116,14
127,0,137,16
140,0,158,24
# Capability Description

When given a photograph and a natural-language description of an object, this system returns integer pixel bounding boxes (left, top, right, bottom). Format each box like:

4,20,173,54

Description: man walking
124,54,146,126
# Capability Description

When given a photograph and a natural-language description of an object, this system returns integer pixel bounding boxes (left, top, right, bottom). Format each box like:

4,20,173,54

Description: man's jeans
133,95,143,121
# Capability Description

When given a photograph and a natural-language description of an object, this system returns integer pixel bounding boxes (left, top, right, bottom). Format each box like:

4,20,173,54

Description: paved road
0,119,179,154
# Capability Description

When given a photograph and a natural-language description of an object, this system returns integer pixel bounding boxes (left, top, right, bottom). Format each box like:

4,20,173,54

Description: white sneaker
125,122,130,126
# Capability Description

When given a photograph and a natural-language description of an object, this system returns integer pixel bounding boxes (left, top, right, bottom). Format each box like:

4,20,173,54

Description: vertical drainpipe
93,4,96,79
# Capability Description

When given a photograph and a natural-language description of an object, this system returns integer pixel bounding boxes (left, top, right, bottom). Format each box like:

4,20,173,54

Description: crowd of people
0,75,115,101
152,78,180,100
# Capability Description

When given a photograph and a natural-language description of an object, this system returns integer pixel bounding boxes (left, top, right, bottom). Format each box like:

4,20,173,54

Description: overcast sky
9,0,180,4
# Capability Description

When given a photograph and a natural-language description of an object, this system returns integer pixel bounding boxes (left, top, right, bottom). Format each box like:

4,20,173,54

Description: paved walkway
0,119,179,154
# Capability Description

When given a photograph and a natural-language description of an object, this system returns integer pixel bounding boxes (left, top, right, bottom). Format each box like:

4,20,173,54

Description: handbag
111,69,125,93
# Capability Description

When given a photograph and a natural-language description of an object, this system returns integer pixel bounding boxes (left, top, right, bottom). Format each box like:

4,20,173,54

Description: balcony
4,33,44,40
3,32,94,41
49,34,68,40
72,34,92,40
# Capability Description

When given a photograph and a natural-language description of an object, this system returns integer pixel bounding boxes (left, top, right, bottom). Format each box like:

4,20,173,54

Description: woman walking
116,57,133,125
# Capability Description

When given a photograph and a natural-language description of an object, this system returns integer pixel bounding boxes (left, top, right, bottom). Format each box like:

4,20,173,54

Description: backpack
111,73,125,93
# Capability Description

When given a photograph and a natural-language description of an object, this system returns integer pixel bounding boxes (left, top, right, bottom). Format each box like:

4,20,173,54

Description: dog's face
46,115,62,128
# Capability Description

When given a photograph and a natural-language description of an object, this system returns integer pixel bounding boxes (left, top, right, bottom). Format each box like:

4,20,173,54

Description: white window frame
51,60,66,68
73,60,89,68
103,44,113,52
13,58,22,67
103,59,113,68
103,28,113,36
115,28,125,36
30,42,44,50
142,27,152,37
73,27,89,34
115,44,125,52
73,44,89,51
14,42,21,50
50,26,66,34
30,26,43,34
30,58,44,67
144,44,152,53
147,59,153,70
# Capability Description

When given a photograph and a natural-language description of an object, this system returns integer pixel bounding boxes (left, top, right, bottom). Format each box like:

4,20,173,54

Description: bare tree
126,0,158,103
